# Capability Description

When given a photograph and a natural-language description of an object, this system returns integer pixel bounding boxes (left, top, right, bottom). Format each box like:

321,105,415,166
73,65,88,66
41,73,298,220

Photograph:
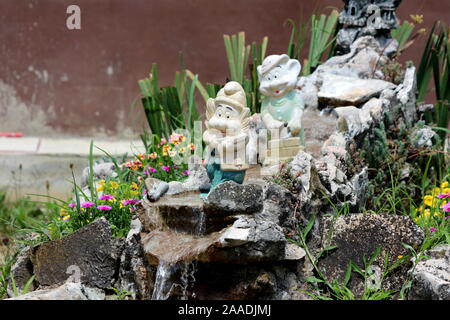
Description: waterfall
151,208,206,300
151,260,176,300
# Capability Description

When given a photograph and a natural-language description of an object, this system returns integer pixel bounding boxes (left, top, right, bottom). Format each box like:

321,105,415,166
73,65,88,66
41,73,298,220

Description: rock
412,126,436,148
7,246,36,297
284,243,306,261
166,165,209,196
140,192,206,234
316,213,424,296
409,244,450,300
81,162,117,188
204,182,263,216
361,98,383,122
145,178,170,202
31,217,120,290
7,282,105,300
297,76,319,109
258,183,296,228
115,216,153,300
396,66,418,126
318,75,396,107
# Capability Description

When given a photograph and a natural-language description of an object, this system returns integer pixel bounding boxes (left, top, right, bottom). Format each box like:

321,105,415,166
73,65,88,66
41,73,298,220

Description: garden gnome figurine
203,81,251,191
258,54,305,165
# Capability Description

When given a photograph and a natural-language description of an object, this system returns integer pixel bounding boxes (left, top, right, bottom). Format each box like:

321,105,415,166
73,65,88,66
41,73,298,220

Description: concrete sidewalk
0,137,146,201
0,137,145,156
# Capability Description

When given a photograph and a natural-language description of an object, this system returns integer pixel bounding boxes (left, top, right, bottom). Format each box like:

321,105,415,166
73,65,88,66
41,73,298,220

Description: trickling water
151,208,206,300
152,260,176,300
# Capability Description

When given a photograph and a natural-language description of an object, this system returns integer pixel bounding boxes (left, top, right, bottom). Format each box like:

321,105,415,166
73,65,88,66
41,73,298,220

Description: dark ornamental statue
336,0,402,55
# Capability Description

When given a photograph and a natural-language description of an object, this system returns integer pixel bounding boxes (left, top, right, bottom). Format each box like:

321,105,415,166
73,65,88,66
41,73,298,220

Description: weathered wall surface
0,0,448,137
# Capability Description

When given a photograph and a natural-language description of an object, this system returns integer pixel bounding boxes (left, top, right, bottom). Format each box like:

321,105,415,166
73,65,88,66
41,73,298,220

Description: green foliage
291,215,398,300
0,251,16,299
223,32,269,114
138,63,202,139
287,9,339,76
392,21,415,52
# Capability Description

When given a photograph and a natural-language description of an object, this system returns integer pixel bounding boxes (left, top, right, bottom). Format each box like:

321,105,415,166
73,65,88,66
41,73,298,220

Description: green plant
303,10,339,76
109,287,133,300
291,216,398,300
138,62,201,139
223,32,269,114
9,275,35,297
286,9,339,76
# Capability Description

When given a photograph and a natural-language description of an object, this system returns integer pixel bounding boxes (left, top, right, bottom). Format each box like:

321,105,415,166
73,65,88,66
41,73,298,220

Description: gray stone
81,162,117,188
409,244,450,300
6,282,105,300
204,182,263,215
7,246,36,297
145,177,170,202
316,213,424,296
31,217,121,290
115,216,153,300
412,126,436,148
258,183,296,228
318,75,396,106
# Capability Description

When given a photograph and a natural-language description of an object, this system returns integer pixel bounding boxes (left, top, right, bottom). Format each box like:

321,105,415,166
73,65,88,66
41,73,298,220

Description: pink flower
444,216,450,221
173,165,178,170
81,201,95,208
97,205,112,211
99,194,115,200
121,199,140,206
161,166,170,172
68,203,76,208
436,193,450,199
441,203,450,212
182,170,189,176
159,138,167,146
429,227,437,233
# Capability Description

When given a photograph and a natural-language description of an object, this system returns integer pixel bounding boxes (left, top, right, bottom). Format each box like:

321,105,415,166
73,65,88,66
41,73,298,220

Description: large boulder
315,213,424,296
409,244,450,300
203,182,263,216
31,217,122,290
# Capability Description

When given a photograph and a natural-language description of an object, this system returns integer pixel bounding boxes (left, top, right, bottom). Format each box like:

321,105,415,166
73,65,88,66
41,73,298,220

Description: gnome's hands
287,108,303,136
262,113,285,131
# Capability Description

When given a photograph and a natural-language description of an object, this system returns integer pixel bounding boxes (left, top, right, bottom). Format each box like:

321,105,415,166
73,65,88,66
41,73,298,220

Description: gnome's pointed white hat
214,81,247,112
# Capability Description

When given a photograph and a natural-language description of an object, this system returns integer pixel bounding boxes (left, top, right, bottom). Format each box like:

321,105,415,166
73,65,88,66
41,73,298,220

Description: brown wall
1,0,449,137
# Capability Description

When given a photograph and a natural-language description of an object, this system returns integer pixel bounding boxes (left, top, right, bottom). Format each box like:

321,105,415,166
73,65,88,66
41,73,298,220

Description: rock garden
0,0,449,301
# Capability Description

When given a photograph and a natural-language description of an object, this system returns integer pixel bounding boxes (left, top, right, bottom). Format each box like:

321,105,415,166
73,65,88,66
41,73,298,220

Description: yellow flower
418,28,427,35
179,147,186,154
131,182,139,190
440,181,449,189
410,14,424,24
97,180,106,191
423,209,431,218
188,143,195,151
162,152,168,156
423,195,434,207
432,188,441,197
149,152,158,159
180,135,186,142
108,198,116,203
131,190,139,196
398,255,403,259
110,181,119,189
62,215,71,221
60,209,68,217
443,188,450,194
162,145,171,152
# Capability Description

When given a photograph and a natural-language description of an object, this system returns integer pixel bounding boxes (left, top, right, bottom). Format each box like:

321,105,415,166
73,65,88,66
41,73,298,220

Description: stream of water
151,209,206,300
